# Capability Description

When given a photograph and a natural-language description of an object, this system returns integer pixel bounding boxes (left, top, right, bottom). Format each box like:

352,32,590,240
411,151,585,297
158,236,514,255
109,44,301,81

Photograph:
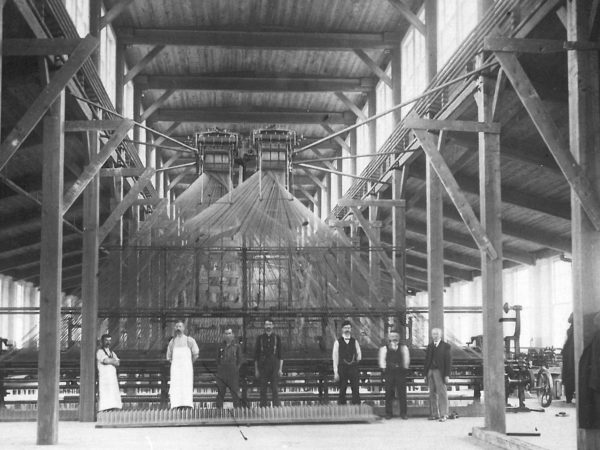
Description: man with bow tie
424,328,452,421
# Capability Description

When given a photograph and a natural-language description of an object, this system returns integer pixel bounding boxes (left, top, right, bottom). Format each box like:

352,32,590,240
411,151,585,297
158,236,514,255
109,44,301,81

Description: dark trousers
216,364,241,408
384,367,407,416
258,361,280,407
338,364,360,405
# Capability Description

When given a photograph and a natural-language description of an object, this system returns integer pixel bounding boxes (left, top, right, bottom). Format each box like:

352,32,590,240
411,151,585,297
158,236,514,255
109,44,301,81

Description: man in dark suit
424,327,452,421
254,318,283,407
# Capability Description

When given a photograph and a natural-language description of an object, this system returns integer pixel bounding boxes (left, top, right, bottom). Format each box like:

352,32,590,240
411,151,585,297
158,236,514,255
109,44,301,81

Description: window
401,9,426,117
437,0,478,69
64,0,90,37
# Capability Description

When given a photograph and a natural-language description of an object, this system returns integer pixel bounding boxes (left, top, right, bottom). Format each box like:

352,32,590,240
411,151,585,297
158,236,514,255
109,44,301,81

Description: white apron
170,345,194,408
97,351,122,411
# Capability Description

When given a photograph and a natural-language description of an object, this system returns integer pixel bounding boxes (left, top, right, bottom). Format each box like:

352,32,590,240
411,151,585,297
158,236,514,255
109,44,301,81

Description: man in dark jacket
424,327,452,421
561,313,575,403
215,327,243,408
254,318,283,407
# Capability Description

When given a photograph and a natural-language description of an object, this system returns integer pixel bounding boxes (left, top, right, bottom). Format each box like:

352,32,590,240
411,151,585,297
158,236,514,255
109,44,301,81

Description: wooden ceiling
0,0,583,294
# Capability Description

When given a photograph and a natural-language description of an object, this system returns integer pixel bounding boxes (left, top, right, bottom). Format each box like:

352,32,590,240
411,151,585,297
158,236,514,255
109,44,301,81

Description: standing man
216,327,243,408
379,330,410,419
332,320,362,405
166,320,199,409
254,318,283,407
96,334,122,412
424,327,452,421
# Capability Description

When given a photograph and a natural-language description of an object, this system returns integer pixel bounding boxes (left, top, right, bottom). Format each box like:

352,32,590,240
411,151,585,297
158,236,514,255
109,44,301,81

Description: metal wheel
537,369,553,408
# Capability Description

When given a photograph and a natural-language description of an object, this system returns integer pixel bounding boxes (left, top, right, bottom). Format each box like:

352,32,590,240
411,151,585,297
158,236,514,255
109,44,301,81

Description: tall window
100,21,117,105
376,66,394,151
64,0,90,37
401,9,426,117
437,0,478,69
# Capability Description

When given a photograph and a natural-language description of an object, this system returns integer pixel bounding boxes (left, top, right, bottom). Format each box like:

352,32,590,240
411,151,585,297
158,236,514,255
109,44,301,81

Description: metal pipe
68,93,198,154
293,150,415,164
293,61,499,154
155,162,196,173
296,163,390,185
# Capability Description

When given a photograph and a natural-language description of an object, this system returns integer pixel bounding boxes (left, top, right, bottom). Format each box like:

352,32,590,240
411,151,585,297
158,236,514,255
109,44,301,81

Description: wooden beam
123,45,165,84
98,168,156,244
299,167,326,190
406,254,474,281
79,130,99,422
100,168,146,177
477,60,506,434
153,108,354,125
153,122,181,147
37,93,64,445
494,51,600,231
567,1,600,446
387,0,426,35
338,198,405,208
414,128,498,260
404,118,501,133
335,92,368,120
0,35,99,172
294,185,318,204
140,89,176,122
64,120,124,132
99,0,135,30
406,238,481,270
62,120,134,214
320,123,352,154
138,74,375,92
119,28,402,50
166,170,190,192
3,38,82,55
353,49,392,87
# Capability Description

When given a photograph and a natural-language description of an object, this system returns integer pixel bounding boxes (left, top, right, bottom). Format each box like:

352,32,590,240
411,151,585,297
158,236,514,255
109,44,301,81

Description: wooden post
350,223,360,292
79,131,100,422
90,0,102,69
368,201,380,300
133,84,142,152
350,129,357,183
0,0,5,133
37,92,64,445
477,61,506,433
126,207,139,349
391,37,406,328
424,0,443,332
567,1,600,448
367,91,377,155
107,179,123,344
115,43,126,115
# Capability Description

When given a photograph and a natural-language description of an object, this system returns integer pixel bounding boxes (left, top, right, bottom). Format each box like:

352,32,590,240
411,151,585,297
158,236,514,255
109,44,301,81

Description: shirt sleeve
166,339,173,361
401,345,410,369
96,349,107,364
112,351,119,362
355,340,362,362
378,346,387,369
332,340,339,372
190,337,200,357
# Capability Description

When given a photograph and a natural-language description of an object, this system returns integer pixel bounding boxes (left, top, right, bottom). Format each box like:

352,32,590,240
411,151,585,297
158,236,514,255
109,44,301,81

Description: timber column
79,130,100,422
37,92,65,445
567,1,600,448
424,0,444,332
477,62,505,433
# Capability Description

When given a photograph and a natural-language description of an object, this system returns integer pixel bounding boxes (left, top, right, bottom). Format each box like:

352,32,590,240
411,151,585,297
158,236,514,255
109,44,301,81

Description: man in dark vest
379,330,410,419
215,327,243,408
254,318,283,407
332,320,362,405
424,327,452,421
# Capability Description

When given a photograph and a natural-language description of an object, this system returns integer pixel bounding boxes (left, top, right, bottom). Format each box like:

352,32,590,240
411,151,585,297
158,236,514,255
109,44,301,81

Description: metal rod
293,150,415,164
293,61,499,154
124,138,194,152
67,93,198,154
155,162,196,173
296,163,390,185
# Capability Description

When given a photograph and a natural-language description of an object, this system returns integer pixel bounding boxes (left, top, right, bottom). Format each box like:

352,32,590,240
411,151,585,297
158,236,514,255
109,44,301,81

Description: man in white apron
166,321,199,408
96,334,122,412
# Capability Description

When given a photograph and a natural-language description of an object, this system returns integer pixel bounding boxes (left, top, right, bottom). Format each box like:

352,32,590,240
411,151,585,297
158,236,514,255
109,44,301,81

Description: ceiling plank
387,0,426,35
353,49,393,87
153,108,354,125
123,45,165,84
119,28,402,50
140,88,176,122
138,74,375,92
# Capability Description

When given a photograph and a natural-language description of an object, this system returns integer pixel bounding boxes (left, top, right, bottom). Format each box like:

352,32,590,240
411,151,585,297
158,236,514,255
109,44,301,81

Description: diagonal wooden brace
413,128,498,260
0,35,99,172
350,206,405,287
98,167,156,244
63,120,135,214
494,51,600,231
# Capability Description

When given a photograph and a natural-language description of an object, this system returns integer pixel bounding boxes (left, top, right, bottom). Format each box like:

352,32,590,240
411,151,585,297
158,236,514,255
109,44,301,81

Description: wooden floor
0,400,576,449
